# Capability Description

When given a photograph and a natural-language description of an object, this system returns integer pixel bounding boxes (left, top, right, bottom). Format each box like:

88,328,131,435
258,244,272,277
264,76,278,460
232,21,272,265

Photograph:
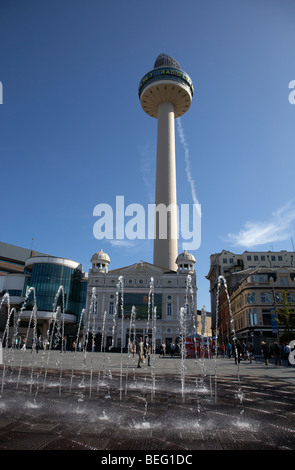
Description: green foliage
275,290,295,335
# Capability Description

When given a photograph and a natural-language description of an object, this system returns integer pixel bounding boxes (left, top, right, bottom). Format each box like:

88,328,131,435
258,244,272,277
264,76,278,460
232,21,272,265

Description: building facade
86,249,197,352
0,242,87,344
22,256,87,338
207,250,295,352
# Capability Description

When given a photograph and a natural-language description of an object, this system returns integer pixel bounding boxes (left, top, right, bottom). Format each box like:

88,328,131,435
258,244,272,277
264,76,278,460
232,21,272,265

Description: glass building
23,256,87,339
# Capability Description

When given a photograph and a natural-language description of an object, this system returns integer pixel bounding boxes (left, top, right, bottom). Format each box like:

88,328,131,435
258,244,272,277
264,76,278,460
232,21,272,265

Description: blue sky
0,0,295,310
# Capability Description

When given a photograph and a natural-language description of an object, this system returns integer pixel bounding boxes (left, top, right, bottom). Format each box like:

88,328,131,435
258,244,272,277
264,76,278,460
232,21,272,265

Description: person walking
144,338,151,366
159,342,166,357
137,337,144,368
261,341,270,365
170,342,175,357
246,342,254,363
234,340,242,364
273,342,281,366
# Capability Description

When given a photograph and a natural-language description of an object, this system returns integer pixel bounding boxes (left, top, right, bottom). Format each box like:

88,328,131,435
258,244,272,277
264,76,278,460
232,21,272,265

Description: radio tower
138,54,194,271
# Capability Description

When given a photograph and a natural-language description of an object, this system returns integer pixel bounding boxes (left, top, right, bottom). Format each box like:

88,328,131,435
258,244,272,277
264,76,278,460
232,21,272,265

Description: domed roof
91,249,110,263
154,53,181,70
176,250,196,264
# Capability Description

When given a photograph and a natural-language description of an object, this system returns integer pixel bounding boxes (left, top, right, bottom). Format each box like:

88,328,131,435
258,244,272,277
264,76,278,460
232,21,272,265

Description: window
271,256,276,261
7,290,22,297
280,276,288,287
247,256,252,261
254,256,258,261
249,308,258,325
247,293,256,304
109,302,114,315
286,293,295,302
223,258,227,264
278,256,283,261
229,258,234,263
262,313,272,326
167,303,172,316
261,256,265,261
250,274,268,283
261,292,271,303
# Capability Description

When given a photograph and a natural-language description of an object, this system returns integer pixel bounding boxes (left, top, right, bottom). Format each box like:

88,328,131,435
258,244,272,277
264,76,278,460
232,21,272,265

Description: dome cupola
91,249,110,273
176,250,196,273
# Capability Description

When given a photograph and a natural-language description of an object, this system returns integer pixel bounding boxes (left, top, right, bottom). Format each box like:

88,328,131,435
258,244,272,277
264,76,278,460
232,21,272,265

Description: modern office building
0,242,49,331
0,242,87,343
207,250,295,351
0,241,49,276
22,256,87,338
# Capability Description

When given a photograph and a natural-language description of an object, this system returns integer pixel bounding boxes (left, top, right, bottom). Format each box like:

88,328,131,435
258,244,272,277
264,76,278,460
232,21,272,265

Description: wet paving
0,357,294,451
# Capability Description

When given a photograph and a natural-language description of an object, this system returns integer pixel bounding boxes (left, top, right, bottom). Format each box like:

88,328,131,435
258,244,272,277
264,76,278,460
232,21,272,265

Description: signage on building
138,66,194,96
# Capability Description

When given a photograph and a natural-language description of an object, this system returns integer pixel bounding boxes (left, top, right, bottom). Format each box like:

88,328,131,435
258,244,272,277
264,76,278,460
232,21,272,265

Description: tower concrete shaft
154,102,178,271
139,54,194,271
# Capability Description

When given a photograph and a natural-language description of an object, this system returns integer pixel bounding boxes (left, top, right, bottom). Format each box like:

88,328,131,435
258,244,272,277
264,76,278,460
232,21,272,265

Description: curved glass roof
154,54,181,70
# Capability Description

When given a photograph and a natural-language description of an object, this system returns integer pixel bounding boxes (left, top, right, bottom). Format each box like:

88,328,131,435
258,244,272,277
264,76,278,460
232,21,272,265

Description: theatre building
86,249,197,351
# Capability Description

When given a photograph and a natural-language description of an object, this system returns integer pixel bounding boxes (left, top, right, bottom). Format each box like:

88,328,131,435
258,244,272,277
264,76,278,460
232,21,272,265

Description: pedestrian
221,342,225,358
283,343,291,366
170,342,175,357
144,337,151,366
273,342,281,366
241,342,247,360
159,342,165,357
261,341,270,365
32,337,39,353
234,340,242,364
61,336,67,353
246,342,254,363
137,336,144,368
227,342,232,358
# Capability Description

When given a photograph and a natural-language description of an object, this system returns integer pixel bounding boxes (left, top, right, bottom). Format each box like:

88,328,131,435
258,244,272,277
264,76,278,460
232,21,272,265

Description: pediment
109,261,166,275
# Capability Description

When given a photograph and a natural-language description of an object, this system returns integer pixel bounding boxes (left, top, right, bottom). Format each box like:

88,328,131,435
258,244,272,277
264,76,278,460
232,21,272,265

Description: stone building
86,249,197,351
207,250,295,351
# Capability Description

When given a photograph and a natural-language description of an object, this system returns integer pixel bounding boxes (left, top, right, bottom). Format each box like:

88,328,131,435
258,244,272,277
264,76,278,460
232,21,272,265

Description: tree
275,290,295,343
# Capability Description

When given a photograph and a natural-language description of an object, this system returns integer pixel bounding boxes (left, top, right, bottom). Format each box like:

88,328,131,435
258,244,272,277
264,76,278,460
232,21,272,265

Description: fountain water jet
216,275,245,415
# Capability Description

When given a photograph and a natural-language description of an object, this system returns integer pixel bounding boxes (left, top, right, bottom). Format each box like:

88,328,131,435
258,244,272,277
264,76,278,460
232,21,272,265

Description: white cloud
177,118,201,219
226,201,295,248
107,239,135,247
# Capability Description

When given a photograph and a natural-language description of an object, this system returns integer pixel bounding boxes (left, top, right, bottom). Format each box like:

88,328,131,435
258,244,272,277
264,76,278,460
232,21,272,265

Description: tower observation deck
138,54,194,271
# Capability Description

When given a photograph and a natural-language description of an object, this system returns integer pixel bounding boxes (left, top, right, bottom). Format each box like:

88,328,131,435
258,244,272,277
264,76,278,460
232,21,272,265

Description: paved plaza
0,349,294,451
